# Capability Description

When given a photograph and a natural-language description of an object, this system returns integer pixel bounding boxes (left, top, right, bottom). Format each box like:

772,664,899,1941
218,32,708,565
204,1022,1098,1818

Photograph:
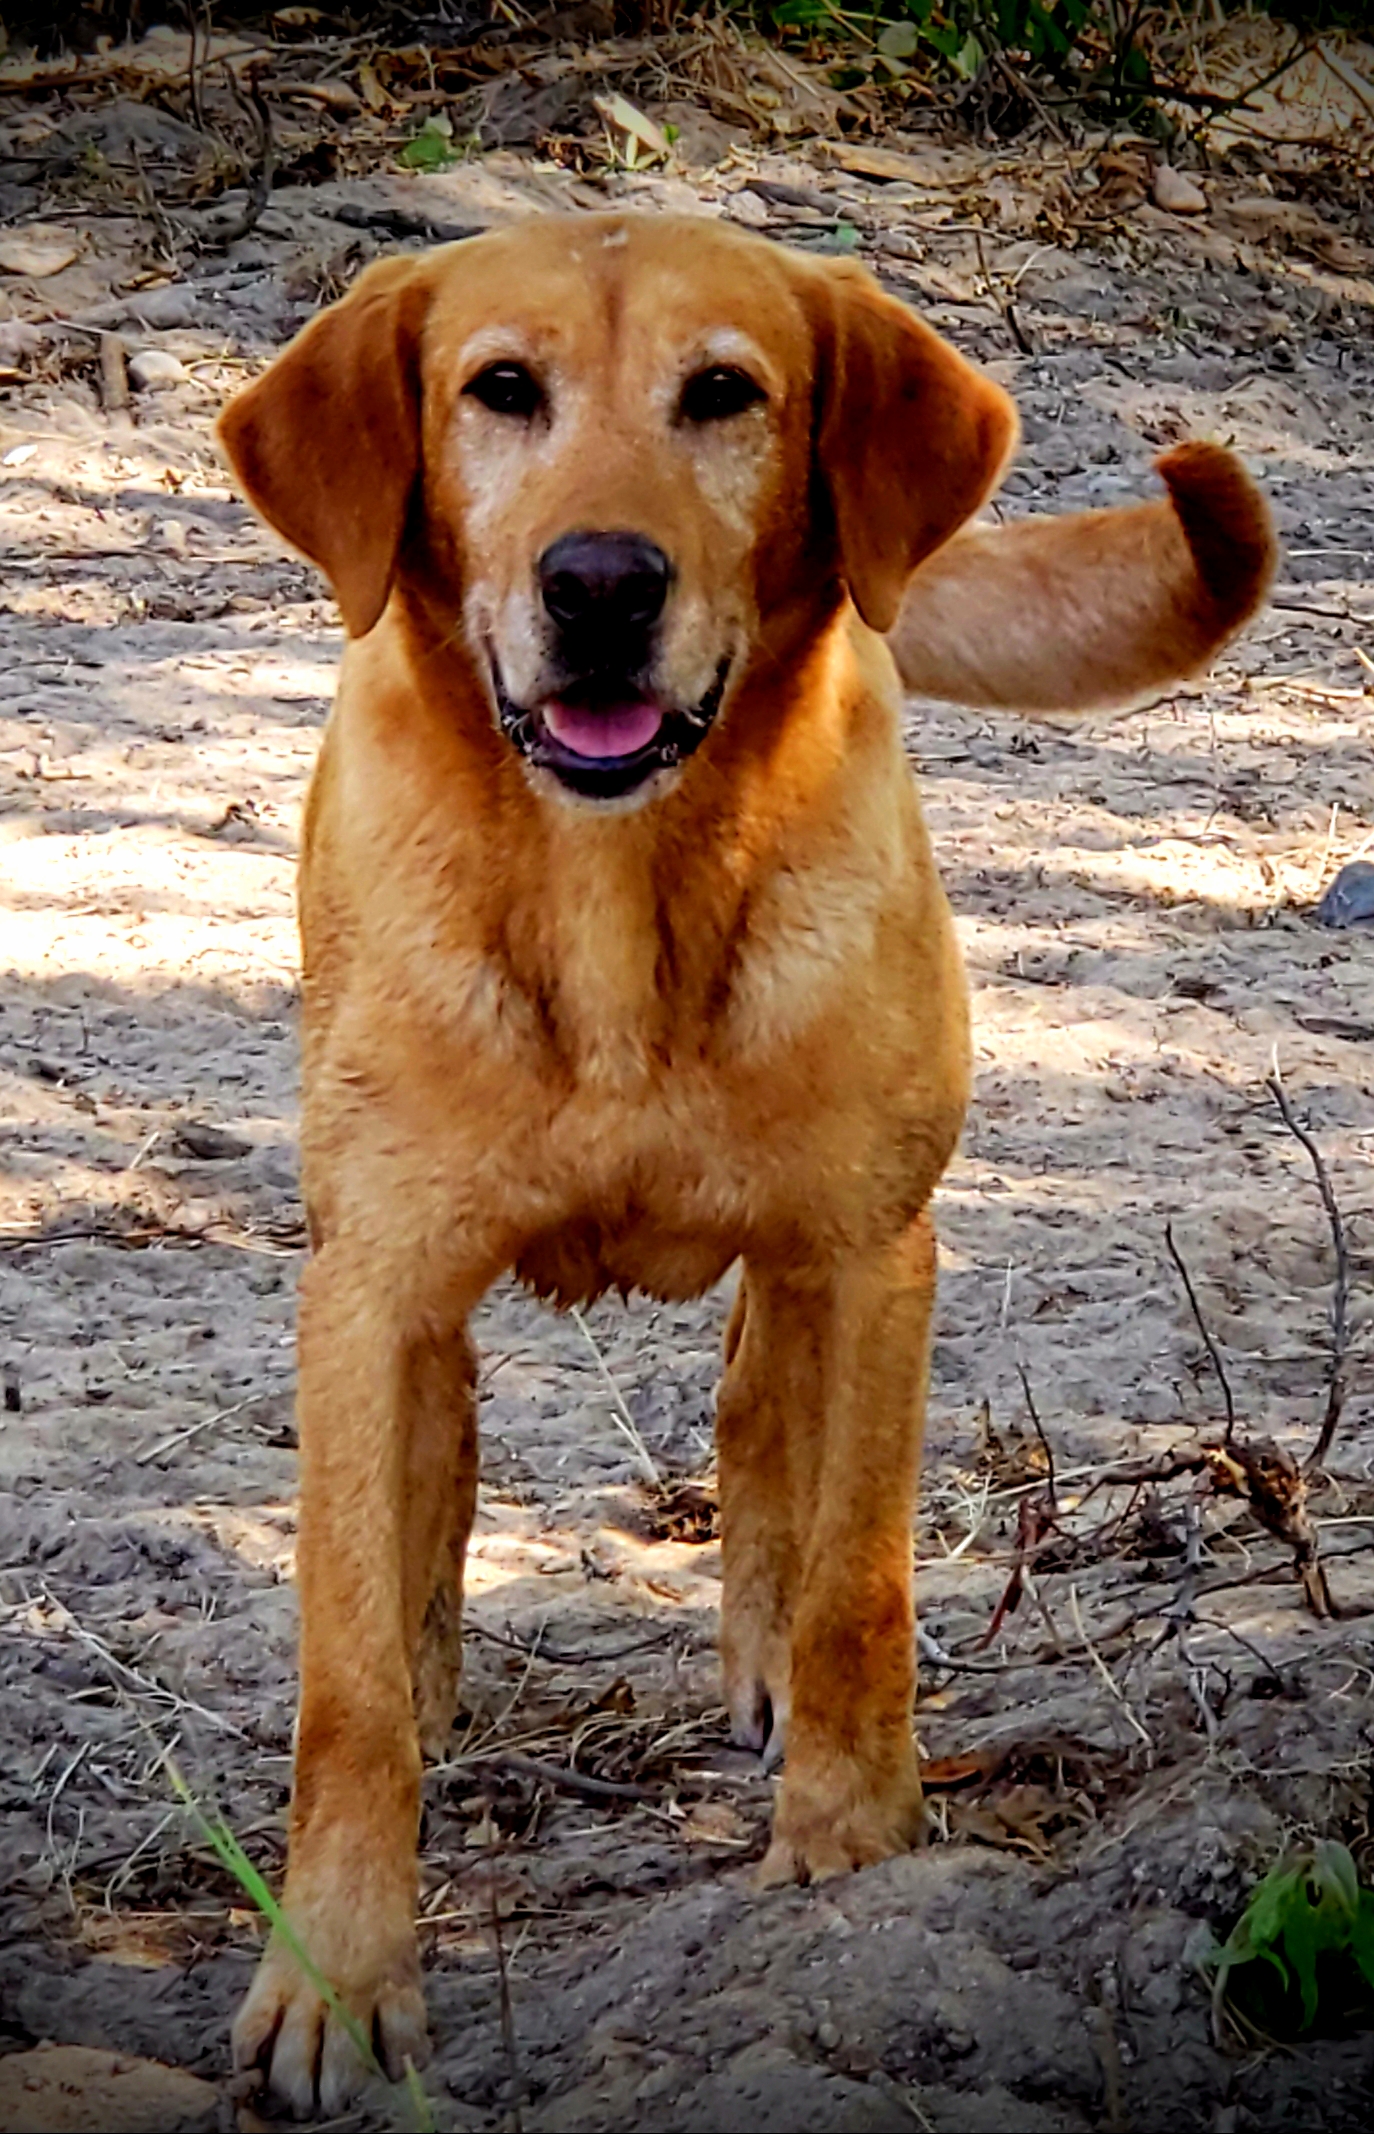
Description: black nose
538,531,671,645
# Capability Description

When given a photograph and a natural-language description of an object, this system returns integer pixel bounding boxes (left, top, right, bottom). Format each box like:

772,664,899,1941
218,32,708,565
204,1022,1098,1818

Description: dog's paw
232,1921,428,2118
757,1760,925,1888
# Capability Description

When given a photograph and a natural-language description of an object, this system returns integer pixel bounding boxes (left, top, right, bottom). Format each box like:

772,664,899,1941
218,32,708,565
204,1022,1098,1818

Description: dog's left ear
217,254,434,638
811,260,1018,633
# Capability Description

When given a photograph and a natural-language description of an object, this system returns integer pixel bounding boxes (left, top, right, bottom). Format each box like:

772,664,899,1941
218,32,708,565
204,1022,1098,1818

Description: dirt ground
3,22,1374,2134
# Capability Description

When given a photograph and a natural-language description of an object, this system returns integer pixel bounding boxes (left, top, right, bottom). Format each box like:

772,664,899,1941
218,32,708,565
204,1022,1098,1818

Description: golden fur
216,213,1275,2115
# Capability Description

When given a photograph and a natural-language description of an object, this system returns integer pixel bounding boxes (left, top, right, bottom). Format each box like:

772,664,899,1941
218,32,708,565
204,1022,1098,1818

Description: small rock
816,2019,841,2051
128,348,188,392
723,187,771,228
0,225,83,278
174,1120,252,1161
1315,860,1374,929
1153,164,1207,215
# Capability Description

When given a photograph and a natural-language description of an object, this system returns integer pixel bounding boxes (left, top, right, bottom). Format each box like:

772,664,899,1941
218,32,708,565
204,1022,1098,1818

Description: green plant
764,0,1339,122
398,114,458,172
162,1753,434,2132
1207,1840,1374,2040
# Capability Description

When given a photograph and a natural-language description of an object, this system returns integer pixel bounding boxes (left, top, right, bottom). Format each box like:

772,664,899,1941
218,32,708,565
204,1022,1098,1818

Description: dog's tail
888,441,1277,713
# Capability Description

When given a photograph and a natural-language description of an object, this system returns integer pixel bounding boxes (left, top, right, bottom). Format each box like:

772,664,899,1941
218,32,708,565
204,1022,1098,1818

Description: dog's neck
348,583,905,1074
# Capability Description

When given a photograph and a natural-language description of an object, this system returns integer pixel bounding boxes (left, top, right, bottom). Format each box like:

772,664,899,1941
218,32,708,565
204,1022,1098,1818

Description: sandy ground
2,97,1374,2134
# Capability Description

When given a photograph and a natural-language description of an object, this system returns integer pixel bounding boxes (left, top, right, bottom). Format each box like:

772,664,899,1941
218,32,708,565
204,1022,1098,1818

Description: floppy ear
216,255,432,638
888,441,1278,712
811,260,1019,634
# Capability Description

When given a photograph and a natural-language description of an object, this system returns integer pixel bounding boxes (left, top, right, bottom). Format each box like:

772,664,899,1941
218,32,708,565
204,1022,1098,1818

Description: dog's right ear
217,255,432,639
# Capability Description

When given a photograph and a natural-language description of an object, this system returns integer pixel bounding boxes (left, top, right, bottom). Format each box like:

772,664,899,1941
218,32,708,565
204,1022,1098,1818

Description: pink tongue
543,698,663,760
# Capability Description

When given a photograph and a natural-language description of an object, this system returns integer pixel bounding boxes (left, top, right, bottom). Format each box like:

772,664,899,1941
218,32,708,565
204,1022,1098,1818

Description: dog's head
219,215,1015,805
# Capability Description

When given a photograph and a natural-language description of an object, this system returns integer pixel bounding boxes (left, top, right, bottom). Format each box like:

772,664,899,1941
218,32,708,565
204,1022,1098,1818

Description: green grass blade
160,1752,384,2084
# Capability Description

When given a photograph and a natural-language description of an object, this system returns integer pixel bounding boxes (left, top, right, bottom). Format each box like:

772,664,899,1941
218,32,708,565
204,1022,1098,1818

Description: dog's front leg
744,1212,935,1886
232,1239,480,2117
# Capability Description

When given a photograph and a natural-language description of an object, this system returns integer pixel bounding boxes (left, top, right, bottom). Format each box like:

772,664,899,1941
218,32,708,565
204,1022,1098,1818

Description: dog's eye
680,366,765,424
463,363,543,419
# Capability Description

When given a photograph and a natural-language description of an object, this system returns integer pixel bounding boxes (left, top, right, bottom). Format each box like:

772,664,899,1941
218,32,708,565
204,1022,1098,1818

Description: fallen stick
1265,1060,1350,1472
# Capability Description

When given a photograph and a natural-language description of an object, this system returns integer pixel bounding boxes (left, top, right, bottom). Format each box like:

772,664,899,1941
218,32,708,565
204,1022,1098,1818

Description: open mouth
492,661,730,800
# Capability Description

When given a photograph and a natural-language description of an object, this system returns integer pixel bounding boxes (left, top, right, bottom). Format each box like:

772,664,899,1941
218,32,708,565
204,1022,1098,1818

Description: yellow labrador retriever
217,213,1274,2113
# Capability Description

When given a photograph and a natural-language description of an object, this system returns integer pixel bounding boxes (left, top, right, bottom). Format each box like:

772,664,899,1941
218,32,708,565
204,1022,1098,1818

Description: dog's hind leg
732,1213,936,1887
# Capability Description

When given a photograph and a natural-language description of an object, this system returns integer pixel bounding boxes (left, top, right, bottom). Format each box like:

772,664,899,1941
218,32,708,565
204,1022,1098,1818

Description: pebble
1316,859,1374,928
173,1119,252,1160
129,348,188,391
1153,164,1207,215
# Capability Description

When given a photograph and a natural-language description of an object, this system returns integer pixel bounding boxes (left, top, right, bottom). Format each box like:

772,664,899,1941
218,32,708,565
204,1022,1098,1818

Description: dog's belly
515,1214,738,1308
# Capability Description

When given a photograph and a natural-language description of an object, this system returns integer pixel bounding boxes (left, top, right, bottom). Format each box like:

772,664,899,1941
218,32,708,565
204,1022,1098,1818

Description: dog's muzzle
493,661,730,801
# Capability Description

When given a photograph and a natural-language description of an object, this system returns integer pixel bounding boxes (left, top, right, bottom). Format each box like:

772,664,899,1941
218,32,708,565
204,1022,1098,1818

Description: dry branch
1264,1064,1350,1472
194,64,276,252
1164,1221,1236,1443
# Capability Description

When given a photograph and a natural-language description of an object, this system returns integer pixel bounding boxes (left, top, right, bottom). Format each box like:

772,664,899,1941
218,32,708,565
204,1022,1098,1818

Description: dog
217,212,1275,2113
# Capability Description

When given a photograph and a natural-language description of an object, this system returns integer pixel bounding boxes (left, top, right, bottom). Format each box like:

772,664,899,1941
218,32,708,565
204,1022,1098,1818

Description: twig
98,333,129,417
1265,1058,1349,1472
1019,1567,1067,1658
1016,1363,1057,1510
917,1624,1013,1676
972,228,1036,357
1191,1614,1285,1688
1111,0,1151,114
1317,41,1374,126
476,1752,657,1805
1146,1493,1215,1739
32,1585,247,1739
568,1307,660,1486
975,1488,1057,1650
1271,595,1365,622
183,0,208,135
134,1390,266,1466
466,1621,681,1667
196,63,275,251
1164,1222,1236,1443
1180,1631,1220,1745
989,45,1067,145
1169,32,1320,121
1069,1583,1152,1746
487,1850,524,2134
130,144,180,271
1032,36,1319,117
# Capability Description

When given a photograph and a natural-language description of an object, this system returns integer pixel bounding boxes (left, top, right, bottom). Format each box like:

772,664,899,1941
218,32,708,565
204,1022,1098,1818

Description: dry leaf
0,226,83,279
950,1783,1064,1858
356,60,387,113
680,1799,749,1845
593,94,670,169
921,1751,1004,1789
